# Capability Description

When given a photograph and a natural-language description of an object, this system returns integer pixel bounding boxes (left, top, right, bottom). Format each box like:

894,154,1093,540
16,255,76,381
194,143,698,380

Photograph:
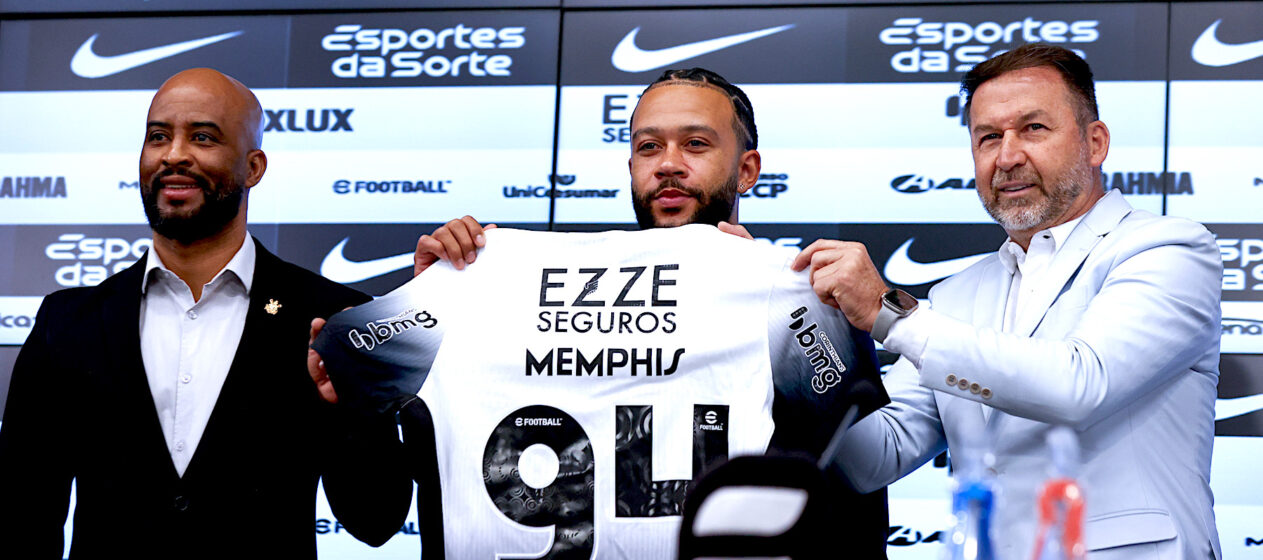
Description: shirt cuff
881,306,932,368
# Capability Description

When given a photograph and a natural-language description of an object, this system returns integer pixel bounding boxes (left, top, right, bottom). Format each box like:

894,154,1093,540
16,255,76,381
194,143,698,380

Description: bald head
150,68,264,150
140,68,268,246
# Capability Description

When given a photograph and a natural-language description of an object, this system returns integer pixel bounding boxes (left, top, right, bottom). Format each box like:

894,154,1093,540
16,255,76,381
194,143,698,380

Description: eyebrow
970,109,1051,136
145,120,225,134
631,124,721,140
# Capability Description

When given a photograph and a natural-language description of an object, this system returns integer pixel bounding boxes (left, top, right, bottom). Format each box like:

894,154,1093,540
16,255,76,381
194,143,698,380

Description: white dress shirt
139,235,254,477
884,215,1086,373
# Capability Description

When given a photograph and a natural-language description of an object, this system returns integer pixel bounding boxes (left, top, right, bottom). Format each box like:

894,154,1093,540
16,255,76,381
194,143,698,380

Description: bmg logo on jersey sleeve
788,306,847,394
348,308,438,351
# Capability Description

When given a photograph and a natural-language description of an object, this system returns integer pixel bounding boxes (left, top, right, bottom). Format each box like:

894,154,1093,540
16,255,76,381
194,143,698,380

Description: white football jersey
315,225,887,559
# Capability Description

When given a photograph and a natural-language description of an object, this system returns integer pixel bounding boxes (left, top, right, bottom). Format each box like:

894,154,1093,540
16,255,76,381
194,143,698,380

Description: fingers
413,216,488,276
790,240,889,330
792,239,844,271
414,235,445,277
308,318,338,404
718,221,755,240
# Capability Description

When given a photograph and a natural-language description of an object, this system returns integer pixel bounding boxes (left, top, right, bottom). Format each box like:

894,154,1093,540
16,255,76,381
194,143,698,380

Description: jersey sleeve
313,266,454,417
765,262,889,459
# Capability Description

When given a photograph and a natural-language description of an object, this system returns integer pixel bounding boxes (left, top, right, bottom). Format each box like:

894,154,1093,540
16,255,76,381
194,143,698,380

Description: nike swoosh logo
1191,20,1263,67
1216,394,1263,421
70,30,244,79
883,238,990,286
611,24,794,73
320,238,413,284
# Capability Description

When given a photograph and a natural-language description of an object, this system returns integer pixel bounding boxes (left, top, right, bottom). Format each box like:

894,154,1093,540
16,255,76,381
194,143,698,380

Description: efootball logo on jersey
788,307,847,394
348,308,438,351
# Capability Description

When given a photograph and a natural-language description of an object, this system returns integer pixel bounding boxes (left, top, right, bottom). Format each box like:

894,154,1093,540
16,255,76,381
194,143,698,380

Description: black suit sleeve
0,296,75,559
311,285,413,548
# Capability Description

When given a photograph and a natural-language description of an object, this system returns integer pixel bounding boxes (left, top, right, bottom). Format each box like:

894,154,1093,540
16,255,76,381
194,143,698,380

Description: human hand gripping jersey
314,225,888,559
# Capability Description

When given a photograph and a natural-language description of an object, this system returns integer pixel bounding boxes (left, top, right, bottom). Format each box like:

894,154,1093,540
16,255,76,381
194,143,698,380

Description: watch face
887,289,919,313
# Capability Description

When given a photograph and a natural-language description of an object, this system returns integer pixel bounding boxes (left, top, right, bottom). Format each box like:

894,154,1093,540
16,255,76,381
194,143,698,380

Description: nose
995,132,1026,171
654,143,687,179
161,137,192,169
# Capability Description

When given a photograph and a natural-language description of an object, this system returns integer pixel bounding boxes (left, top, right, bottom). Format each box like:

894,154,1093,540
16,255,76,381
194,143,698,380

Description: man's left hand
791,240,888,332
309,318,338,404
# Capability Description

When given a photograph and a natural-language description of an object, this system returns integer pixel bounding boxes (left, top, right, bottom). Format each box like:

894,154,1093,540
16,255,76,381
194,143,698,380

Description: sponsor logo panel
1221,302,1263,354
3,87,557,154
1168,82,1263,150
0,91,149,154
0,296,42,345
0,17,288,91
314,478,422,558
0,225,152,296
251,86,557,151
0,176,68,199
250,149,552,224
287,11,559,87
1170,2,1263,80
1218,345,1263,438
1166,83,1263,221
1211,437,1263,510
0,0,551,13
561,8,847,85
1208,224,1263,302
0,155,148,225
551,149,637,224
271,222,548,296
847,3,1166,83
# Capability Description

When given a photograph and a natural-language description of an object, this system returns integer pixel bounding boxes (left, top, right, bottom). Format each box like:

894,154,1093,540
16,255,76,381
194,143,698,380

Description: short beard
632,175,739,230
982,144,1092,233
142,170,244,245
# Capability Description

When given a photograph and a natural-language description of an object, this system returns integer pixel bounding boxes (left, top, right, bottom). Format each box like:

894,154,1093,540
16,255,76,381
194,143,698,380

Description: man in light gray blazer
793,43,1221,559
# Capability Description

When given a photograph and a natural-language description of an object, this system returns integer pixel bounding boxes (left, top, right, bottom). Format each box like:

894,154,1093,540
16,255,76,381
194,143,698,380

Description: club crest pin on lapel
264,299,282,315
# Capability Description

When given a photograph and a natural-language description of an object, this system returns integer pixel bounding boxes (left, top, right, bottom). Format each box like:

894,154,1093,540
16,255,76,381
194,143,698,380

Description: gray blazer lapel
970,255,1012,333
1013,190,1133,337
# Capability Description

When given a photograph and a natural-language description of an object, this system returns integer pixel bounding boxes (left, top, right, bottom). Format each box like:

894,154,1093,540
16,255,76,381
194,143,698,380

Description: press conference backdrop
0,1,1259,558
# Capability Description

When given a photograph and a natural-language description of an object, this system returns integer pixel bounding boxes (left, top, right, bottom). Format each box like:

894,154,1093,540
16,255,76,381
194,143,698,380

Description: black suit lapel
184,241,297,479
101,254,183,479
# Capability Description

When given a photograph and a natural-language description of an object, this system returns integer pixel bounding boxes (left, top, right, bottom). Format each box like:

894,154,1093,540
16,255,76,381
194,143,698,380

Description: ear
737,149,761,194
1086,121,1109,168
245,149,267,188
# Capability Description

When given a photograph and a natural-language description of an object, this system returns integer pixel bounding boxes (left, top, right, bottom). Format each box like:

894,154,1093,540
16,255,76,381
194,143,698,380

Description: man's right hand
414,216,497,276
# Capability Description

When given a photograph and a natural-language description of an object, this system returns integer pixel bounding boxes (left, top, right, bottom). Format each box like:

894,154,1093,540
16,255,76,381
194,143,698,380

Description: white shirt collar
141,233,256,295
997,215,1085,275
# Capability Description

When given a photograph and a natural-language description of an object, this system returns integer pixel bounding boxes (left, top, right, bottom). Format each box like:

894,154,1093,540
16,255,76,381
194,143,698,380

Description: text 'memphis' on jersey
313,225,889,559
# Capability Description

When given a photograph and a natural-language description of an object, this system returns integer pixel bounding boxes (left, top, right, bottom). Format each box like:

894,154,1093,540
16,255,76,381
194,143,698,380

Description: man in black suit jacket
0,68,410,558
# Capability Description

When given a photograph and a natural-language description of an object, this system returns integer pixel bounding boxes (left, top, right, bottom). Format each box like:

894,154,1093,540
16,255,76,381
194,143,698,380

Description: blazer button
957,378,970,391
970,383,981,394
946,374,957,386
174,495,190,512
981,388,993,399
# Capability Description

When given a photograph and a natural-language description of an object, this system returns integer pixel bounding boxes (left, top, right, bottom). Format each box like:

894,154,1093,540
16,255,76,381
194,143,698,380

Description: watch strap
871,304,900,344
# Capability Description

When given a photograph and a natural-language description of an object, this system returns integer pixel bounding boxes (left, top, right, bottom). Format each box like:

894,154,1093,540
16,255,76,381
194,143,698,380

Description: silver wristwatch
871,288,919,344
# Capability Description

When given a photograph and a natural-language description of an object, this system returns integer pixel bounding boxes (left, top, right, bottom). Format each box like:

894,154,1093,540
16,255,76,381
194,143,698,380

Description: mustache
991,169,1040,189
150,168,211,191
649,177,704,199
